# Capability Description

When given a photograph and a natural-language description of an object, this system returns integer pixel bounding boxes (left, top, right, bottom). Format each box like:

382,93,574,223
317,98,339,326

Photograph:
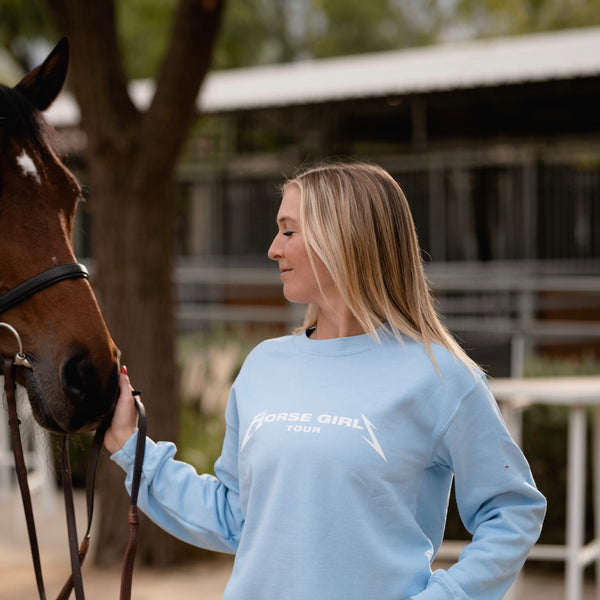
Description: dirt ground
0,490,232,600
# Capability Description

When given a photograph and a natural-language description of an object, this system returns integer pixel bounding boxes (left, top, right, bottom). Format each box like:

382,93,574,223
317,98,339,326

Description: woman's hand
104,365,139,454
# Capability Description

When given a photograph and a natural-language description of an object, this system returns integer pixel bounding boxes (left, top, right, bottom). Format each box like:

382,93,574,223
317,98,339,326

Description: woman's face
268,184,335,306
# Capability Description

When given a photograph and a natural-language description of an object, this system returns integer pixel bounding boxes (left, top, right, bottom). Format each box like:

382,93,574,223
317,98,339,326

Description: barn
49,26,600,375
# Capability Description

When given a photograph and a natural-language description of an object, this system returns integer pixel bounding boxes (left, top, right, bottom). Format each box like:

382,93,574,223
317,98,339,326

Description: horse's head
0,39,120,433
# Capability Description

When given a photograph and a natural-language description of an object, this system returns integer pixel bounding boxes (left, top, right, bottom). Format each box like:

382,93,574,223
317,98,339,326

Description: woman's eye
283,231,294,237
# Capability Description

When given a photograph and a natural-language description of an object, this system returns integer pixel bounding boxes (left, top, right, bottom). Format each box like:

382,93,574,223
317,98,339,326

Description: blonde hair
284,161,478,372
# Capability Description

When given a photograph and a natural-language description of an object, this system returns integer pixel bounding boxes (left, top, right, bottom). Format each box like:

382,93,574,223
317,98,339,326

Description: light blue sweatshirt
112,329,546,600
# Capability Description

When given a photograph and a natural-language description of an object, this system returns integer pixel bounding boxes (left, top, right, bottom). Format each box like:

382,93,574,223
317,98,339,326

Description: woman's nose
268,236,282,260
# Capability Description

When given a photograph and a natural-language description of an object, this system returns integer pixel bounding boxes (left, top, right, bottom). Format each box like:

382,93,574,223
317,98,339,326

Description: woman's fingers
104,365,139,454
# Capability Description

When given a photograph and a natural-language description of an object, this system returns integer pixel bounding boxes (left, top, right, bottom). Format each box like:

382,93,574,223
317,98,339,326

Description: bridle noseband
0,263,89,367
0,262,89,314
0,263,90,369
0,262,89,369
1,263,146,600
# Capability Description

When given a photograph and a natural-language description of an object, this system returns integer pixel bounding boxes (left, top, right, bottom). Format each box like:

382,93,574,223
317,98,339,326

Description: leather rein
0,263,147,600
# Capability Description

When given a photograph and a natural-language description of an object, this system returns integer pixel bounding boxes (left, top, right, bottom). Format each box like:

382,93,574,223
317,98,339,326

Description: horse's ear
15,37,69,111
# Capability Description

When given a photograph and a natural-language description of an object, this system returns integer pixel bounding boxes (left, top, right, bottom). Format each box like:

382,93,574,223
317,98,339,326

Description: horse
1,40,146,600
0,37,120,434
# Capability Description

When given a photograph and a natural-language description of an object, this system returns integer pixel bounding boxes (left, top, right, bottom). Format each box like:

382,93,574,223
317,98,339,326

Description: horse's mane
0,83,47,148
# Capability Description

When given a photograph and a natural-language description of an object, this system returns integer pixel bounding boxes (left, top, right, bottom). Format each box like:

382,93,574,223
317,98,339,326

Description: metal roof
47,26,600,126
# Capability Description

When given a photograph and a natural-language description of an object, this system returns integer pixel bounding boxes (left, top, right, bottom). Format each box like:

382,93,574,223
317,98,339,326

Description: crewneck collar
292,325,393,356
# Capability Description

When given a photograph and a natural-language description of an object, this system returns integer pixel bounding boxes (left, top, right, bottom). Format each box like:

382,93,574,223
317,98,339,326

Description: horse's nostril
59,353,119,431
62,353,98,399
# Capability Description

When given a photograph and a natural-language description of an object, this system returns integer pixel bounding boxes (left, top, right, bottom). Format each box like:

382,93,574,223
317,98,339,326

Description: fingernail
121,365,128,375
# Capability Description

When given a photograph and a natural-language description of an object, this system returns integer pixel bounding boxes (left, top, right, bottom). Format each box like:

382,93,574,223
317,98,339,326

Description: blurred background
1,0,600,585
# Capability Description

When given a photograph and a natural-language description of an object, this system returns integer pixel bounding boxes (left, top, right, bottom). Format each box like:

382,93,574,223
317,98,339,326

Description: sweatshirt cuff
110,430,139,471
411,571,469,600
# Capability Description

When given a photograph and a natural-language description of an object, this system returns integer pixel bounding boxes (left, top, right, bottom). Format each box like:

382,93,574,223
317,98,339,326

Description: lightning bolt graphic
241,410,268,450
360,414,388,462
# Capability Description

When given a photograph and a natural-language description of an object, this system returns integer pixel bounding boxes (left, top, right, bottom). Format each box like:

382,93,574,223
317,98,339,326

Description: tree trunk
45,0,226,566
90,154,181,566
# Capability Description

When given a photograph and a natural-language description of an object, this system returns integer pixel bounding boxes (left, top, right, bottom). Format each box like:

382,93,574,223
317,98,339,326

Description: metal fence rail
173,259,600,377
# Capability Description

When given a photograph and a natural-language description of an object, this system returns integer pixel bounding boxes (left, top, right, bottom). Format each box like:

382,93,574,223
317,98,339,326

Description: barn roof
47,26,600,126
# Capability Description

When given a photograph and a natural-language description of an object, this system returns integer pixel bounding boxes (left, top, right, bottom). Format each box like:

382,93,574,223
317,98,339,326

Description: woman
106,162,546,600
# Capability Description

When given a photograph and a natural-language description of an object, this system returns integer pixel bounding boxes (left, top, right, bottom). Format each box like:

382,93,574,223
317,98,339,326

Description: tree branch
138,0,227,180
46,0,139,147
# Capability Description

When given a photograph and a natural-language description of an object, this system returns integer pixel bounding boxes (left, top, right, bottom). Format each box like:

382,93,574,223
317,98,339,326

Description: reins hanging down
3,356,46,599
0,264,146,598
2,347,147,600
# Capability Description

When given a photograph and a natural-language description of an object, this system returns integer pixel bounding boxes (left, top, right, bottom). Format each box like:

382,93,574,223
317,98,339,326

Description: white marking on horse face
16,150,41,184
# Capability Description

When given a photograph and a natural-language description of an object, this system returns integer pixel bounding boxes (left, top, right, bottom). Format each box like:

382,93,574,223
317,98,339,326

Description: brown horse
0,38,120,433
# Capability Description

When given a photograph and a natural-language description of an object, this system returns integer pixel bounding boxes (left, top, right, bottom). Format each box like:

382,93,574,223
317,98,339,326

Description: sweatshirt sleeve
413,375,546,600
110,390,244,554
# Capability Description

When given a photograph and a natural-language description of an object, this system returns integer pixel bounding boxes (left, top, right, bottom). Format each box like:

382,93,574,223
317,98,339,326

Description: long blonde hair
284,161,478,371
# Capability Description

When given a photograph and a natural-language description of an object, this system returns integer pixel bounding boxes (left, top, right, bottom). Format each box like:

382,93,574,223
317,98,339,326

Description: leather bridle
0,263,90,315
0,263,147,600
